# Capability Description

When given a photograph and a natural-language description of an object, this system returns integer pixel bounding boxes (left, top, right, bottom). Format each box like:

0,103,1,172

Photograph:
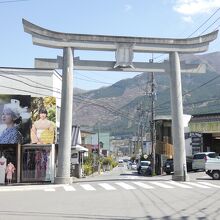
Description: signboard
190,122,220,133
0,95,31,144
31,96,56,144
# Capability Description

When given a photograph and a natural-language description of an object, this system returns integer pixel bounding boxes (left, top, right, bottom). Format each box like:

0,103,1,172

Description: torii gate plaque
23,19,218,183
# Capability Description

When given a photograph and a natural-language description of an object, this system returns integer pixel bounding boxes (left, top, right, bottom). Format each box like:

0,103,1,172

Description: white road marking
63,185,76,191
132,181,154,189
44,188,56,192
0,180,219,193
197,182,220,188
115,182,136,190
167,181,192,188
80,184,96,191
98,183,116,190
184,182,211,188
150,181,174,189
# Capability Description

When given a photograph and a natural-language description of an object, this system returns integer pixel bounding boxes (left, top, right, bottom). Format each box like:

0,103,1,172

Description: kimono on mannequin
0,156,7,184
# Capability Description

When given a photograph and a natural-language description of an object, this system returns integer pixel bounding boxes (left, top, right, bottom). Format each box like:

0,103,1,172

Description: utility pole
137,103,144,158
149,58,156,175
97,121,101,174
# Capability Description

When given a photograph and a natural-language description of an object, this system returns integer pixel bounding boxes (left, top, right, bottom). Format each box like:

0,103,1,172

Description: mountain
73,52,220,136
73,88,87,94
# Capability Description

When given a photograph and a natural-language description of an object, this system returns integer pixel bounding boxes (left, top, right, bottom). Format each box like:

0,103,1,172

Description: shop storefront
0,68,62,184
0,93,58,184
21,144,55,183
189,113,220,154
0,144,18,184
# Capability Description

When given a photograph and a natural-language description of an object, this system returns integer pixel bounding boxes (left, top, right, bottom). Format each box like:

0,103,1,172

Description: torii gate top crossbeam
23,19,218,53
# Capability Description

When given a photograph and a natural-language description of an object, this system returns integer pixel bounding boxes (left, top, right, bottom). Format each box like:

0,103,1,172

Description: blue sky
1,0,220,90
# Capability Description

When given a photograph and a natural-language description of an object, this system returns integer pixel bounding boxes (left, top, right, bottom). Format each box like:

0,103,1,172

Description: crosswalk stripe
44,188,56,192
80,184,96,191
184,182,210,188
98,183,116,190
132,181,154,189
150,182,174,188
197,182,220,188
1,181,219,193
167,181,192,188
115,182,136,190
63,185,76,191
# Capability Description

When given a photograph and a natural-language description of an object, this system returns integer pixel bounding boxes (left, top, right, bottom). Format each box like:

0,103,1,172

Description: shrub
83,164,93,176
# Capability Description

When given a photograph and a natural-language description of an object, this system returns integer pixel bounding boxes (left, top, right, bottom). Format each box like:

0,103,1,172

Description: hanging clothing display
0,156,7,184
22,146,51,182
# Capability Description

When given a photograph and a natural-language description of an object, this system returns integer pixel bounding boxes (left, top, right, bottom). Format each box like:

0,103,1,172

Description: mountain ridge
73,52,220,136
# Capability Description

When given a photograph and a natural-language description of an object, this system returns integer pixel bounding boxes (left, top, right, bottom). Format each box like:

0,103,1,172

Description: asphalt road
0,165,219,220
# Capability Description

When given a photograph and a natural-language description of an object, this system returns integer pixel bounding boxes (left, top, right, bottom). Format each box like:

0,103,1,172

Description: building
0,67,61,183
154,115,192,174
189,113,220,154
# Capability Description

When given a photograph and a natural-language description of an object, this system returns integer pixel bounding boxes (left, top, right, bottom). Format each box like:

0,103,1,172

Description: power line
154,8,220,62
0,0,30,3
188,8,220,37
200,15,220,35
74,95,137,121
154,74,220,111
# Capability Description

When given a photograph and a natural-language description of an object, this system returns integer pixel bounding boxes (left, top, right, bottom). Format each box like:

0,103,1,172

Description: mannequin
0,155,7,184
6,162,15,184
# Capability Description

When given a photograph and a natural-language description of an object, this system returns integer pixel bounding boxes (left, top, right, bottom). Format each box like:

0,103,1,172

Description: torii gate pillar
169,52,188,181
55,47,74,184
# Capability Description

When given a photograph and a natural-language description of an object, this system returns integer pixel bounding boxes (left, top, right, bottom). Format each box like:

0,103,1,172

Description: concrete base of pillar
172,174,189,181
54,177,73,184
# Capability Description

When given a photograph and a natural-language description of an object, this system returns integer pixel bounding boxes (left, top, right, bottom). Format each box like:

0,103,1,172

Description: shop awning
72,145,88,152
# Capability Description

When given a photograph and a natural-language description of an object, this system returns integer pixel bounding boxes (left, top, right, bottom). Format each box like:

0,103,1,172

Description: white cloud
182,16,194,23
124,4,132,12
173,0,220,15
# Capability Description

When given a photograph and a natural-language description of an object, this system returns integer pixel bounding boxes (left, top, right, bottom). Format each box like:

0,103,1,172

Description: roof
190,113,220,122
71,125,81,146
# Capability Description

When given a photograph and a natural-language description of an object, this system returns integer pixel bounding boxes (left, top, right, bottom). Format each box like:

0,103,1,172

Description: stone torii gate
23,19,218,183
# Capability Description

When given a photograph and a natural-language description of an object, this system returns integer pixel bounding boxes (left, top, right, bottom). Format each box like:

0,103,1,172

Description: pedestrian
6,162,15,185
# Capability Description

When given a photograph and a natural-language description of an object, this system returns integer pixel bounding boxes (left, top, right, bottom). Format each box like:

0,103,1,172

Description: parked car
118,159,124,167
163,159,174,175
131,162,137,170
192,152,217,171
137,161,152,176
163,157,193,175
205,156,220,180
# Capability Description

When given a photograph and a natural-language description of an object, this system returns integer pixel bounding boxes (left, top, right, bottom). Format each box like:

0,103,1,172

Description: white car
131,163,137,170
118,159,124,167
192,152,217,171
